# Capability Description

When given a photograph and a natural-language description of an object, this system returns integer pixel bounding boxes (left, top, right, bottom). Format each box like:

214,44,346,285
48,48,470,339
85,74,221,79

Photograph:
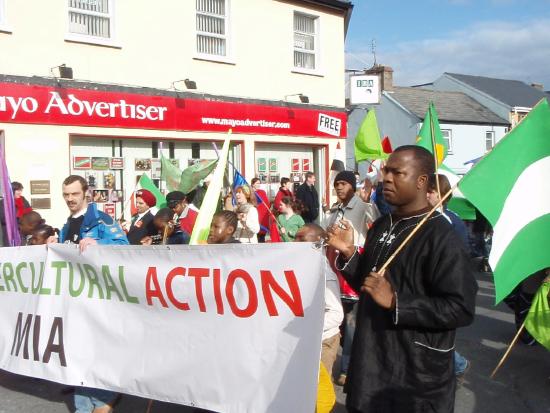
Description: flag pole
490,320,526,379
428,103,442,202
378,186,454,273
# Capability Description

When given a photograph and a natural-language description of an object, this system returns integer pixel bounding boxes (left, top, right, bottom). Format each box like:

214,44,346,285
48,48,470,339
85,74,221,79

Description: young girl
277,197,305,242
208,211,240,244
28,224,59,245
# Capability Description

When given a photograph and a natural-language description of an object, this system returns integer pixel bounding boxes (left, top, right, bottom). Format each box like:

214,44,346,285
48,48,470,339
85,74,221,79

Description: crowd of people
3,146,533,413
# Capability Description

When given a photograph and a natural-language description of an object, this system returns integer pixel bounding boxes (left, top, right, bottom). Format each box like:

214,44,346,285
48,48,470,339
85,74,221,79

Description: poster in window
103,203,116,219
92,190,109,203
258,173,268,184
91,157,110,170
150,158,162,180
302,158,311,172
269,158,278,173
291,158,301,172
257,158,267,173
135,158,152,171
109,190,124,203
103,172,116,189
269,174,280,184
73,156,92,170
109,157,125,170
85,171,98,188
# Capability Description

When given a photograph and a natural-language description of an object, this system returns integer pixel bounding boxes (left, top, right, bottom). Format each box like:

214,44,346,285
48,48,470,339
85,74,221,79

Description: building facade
0,0,352,224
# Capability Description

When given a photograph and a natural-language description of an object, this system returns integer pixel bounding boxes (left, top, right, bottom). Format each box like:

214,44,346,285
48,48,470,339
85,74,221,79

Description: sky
345,0,550,90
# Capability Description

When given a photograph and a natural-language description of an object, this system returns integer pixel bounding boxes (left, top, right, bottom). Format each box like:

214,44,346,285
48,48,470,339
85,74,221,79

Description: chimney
364,65,394,91
531,83,544,91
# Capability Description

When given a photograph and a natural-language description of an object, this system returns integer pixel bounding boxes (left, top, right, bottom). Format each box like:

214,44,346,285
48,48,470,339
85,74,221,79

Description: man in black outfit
295,171,320,223
327,146,477,413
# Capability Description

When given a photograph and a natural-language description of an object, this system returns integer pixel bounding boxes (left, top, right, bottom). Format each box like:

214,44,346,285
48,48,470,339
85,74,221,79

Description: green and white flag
459,99,550,303
438,163,477,220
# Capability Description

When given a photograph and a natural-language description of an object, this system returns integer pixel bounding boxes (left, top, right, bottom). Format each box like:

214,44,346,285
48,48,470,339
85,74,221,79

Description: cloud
346,18,550,89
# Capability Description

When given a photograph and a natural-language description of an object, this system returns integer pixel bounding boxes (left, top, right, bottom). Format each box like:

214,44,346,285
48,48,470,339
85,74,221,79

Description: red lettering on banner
165,267,190,311
261,270,304,317
188,268,209,312
213,268,224,315
145,267,168,307
225,269,258,318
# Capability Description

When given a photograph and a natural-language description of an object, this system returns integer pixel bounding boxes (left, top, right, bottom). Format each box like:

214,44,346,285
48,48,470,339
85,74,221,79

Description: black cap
334,170,357,191
166,191,186,203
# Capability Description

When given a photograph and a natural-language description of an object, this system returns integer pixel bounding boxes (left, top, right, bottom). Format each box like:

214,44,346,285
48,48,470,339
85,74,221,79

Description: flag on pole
416,102,447,166
381,136,393,154
459,98,550,303
525,278,550,351
189,138,231,245
354,109,389,162
180,159,218,194
438,164,477,220
0,142,20,246
128,174,167,216
161,154,182,192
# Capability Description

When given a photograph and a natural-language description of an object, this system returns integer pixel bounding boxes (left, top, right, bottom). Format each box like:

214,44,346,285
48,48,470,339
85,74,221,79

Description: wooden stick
490,320,526,379
378,186,454,273
429,105,442,203
145,399,154,413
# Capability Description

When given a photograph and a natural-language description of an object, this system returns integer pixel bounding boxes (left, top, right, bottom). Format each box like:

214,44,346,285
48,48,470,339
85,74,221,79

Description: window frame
292,11,322,76
194,0,234,64
0,0,12,33
441,129,453,154
485,130,495,152
65,0,119,48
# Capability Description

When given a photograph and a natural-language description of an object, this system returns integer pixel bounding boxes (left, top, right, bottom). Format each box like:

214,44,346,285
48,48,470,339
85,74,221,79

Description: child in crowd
28,224,58,245
140,208,190,245
19,211,45,245
207,211,240,244
277,197,305,242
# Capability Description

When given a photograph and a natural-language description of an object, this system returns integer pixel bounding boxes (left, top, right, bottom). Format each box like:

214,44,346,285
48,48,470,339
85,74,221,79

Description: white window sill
291,68,324,77
65,33,122,49
193,54,236,65
0,24,13,34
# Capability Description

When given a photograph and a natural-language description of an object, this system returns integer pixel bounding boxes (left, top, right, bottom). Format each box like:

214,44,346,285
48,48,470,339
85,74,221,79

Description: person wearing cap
322,170,380,387
166,190,198,235
127,189,157,245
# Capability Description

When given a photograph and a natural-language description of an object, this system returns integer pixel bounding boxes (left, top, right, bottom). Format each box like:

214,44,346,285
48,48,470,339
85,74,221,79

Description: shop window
441,129,453,154
196,0,229,58
67,0,115,45
485,131,495,152
191,142,201,159
293,12,318,71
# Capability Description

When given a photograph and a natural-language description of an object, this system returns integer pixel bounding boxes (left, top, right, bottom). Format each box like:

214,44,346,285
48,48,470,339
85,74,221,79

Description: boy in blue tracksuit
55,175,128,413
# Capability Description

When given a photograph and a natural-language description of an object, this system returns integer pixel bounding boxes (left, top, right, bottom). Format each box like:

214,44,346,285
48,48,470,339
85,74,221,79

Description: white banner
0,243,325,413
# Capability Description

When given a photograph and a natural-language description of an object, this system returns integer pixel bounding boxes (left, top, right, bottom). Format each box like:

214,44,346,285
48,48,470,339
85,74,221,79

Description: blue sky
345,0,550,89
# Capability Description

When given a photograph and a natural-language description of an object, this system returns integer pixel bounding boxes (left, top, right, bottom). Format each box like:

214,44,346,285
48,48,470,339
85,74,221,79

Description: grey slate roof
445,73,547,108
387,87,509,125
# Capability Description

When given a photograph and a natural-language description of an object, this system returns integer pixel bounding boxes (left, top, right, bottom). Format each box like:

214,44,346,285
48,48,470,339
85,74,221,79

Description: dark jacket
60,203,128,245
295,183,319,223
338,212,477,413
127,210,156,245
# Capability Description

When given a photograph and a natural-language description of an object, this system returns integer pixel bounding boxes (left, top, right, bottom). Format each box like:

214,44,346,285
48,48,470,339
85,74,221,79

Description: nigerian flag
459,99,550,303
438,164,477,220
525,278,550,351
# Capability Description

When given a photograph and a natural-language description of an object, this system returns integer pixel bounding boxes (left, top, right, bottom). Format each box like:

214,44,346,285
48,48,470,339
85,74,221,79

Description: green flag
189,139,231,245
138,174,166,209
525,279,550,352
459,99,550,303
161,154,182,192
179,159,218,194
416,102,447,166
354,109,388,162
438,164,477,220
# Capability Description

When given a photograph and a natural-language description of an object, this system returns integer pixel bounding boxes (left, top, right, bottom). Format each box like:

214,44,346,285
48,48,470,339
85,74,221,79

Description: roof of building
387,86,509,125
444,73,547,108
306,0,353,10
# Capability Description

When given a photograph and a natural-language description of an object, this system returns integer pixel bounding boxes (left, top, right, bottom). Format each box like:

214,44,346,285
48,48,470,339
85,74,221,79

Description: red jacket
274,189,293,213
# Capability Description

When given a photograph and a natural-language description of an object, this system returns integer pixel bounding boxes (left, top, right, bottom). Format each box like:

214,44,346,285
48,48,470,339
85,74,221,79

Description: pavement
1,271,549,413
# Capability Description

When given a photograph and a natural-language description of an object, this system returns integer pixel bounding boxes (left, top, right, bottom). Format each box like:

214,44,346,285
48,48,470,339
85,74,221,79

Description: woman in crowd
126,189,157,245
277,197,305,242
11,181,32,219
251,177,271,243
274,177,293,214
232,185,260,243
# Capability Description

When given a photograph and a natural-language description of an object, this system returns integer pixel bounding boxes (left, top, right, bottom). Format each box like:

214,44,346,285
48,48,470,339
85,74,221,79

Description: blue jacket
60,203,129,245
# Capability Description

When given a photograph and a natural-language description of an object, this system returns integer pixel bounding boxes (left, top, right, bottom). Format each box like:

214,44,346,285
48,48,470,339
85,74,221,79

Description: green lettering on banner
30,263,45,294
84,264,104,299
118,266,139,304
38,262,51,295
3,263,17,292
15,263,29,293
50,261,66,295
69,263,86,297
101,265,123,301
0,263,5,292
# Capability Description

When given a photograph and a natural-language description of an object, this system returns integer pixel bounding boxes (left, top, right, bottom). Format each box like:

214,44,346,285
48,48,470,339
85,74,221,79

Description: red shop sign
0,82,347,138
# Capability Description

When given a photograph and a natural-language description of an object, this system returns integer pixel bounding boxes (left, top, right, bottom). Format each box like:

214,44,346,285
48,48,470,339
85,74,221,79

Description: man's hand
326,218,355,258
359,179,373,203
46,235,58,244
140,236,153,246
361,269,395,310
79,237,98,252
